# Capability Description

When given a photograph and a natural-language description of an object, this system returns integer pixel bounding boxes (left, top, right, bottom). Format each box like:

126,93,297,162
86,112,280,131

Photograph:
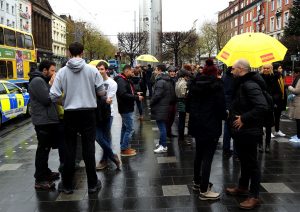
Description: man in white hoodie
50,42,105,194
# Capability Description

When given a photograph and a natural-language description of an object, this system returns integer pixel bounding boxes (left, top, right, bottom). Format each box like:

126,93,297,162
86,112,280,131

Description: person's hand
49,72,56,86
288,85,293,91
137,92,143,96
106,97,112,104
233,115,243,130
138,95,144,101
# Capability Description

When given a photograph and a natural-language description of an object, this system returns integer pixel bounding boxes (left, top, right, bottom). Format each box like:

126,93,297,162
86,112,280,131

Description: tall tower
139,0,151,53
150,0,162,60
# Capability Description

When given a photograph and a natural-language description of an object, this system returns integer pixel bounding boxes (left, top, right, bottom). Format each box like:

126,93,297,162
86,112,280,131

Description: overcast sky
48,0,229,44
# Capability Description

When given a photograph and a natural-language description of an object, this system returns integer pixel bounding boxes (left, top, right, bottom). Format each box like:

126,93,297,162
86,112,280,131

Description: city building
17,0,32,33
51,13,67,68
218,0,293,42
29,0,53,62
0,0,17,28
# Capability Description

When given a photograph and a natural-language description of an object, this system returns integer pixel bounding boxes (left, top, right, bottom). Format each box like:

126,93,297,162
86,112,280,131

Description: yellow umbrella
89,60,109,66
136,54,159,63
216,33,287,68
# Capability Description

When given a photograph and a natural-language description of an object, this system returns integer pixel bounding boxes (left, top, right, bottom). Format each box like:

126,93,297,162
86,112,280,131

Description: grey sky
48,0,229,44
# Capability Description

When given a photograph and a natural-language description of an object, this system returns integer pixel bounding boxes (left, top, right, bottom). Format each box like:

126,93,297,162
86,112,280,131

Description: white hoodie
50,58,104,110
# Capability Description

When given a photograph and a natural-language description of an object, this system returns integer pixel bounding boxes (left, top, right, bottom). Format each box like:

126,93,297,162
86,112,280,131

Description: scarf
278,76,285,99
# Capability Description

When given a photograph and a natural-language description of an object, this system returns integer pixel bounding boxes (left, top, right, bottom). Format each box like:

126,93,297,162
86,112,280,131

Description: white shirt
103,77,118,116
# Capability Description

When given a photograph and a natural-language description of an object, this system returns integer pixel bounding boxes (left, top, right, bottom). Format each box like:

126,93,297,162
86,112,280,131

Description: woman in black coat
187,61,226,200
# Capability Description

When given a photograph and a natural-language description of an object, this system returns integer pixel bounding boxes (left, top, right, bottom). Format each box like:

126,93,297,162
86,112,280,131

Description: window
277,0,282,8
6,3,8,13
284,11,289,26
25,7,28,12
24,34,33,49
241,2,244,8
19,3,22,10
0,83,7,94
0,17,3,24
276,16,281,29
4,28,16,46
12,21,15,28
1,1,3,10
7,61,13,79
6,19,9,26
235,5,238,12
16,32,25,48
270,17,275,31
285,0,289,4
11,5,14,15
5,82,21,94
240,28,244,34
20,18,23,29
240,16,244,24
0,61,7,80
271,0,275,11
0,27,3,45
234,18,238,27
250,11,252,20
246,13,249,22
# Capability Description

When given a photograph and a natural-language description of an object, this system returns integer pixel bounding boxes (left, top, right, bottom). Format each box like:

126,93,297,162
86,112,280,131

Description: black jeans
193,137,218,192
274,107,282,132
235,135,261,198
178,112,186,139
166,104,176,136
34,124,59,182
296,119,300,138
63,110,98,189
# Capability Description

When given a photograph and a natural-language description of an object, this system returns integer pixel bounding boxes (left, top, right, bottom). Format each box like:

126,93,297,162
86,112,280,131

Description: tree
199,21,217,58
117,32,148,65
160,30,198,67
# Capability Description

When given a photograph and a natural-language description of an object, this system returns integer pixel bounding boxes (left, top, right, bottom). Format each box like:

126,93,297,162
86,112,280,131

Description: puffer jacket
150,74,173,121
229,72,268,137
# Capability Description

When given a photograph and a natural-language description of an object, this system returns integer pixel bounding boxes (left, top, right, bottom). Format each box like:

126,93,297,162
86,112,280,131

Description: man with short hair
50,42,105,194
226,59,268,209
114,65,143,157
29,60,60,190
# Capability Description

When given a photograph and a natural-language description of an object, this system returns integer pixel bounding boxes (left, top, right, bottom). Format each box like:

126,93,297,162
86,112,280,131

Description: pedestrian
50,42,104,194
131,67,144,120
187,59,226,201
260,64,275,153
151,64,175,153
114,65,143,157
166,66,177,138
226,59,268,210
28,60,60,190
288,67,300,142
95,61,121,170
272,63,287,137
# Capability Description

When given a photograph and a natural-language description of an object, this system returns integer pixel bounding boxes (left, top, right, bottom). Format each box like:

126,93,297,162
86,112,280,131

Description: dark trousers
34,124,59,182
178,112,186,139
235,135,261,198
166,104,176,136
147,82,152,97
296,119,300,138
193,137,218,192
63,110,98,189
223,121,237,155
135,100,143,116
274,107,282,132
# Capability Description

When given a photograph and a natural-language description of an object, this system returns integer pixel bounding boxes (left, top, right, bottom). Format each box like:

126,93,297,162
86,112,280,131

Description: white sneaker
155,143,160,148
271,133,275,138
291,135,298,139
199,190,220,200
290,137,300,143
154,145,168,153
274,130,286,137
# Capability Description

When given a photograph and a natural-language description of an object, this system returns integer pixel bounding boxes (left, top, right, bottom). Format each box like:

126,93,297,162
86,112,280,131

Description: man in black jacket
226,59,268,210
28,60,60,190
114,65,143,157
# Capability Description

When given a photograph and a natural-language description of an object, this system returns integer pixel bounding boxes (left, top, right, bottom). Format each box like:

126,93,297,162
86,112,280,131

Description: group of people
29,41,299,210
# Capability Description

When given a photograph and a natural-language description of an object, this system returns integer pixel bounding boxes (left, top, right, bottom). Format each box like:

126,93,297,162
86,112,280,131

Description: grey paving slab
56,190,87,201
157,156,177,164
26,145,37,150
261,183,294,193
162,185,190,196
152,127,159,131
0,163,22,171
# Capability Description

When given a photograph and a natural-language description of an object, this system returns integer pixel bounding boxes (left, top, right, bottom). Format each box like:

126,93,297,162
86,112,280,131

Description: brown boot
96,160,108,170
239,197,260,210
226,187,249,196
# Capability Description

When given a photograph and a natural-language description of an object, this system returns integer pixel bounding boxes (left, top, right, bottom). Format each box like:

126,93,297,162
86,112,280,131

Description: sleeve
289,80,300,95
117,79,138,101
31,78,52,106
95,72,106,96
107,80,118,98
240,83,268,124
150,80,164,106
50,70,63,102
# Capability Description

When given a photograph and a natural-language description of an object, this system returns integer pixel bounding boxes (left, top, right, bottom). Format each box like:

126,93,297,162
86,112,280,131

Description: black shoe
258,144,263,153
223,150,233,158
47,171,60,181
265,145,270,153
58,182,73,194
192,181,213,191
35,180,55,190
88,180,102,194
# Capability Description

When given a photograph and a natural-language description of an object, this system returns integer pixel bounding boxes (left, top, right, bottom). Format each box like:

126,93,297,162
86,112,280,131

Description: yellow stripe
15,94,24,107
0,95,11,112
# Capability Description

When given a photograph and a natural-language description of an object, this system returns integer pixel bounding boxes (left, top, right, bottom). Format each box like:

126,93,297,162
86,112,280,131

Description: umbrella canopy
136,54,159,63
216,33,287,68
89,60,109,67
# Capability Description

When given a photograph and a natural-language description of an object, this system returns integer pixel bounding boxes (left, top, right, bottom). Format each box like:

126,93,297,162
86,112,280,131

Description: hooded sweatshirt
50,58,104,110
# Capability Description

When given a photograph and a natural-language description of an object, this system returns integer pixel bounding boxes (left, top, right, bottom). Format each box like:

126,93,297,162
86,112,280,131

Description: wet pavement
0,100,300,211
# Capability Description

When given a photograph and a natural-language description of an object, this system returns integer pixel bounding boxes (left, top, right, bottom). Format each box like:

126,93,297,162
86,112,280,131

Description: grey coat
28,71,59,126
150,74,172,121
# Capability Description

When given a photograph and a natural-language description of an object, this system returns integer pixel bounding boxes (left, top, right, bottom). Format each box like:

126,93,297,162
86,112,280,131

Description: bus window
0,27,4,45
0,61,7,79
4,28,16,47
5,82,21,94
7,61,13,78
16,32,25,48
24,34,33,50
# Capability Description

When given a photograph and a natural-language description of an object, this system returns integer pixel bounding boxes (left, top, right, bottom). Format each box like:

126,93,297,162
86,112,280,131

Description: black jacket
187,74,226,139
222,69,235,110
114,74,139,114
150,74,174,121
273,72,287,111
229,72,268,137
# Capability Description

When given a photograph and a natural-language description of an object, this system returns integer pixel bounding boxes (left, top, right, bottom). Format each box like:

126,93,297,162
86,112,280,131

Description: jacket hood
239,72,267,90
156,73,170,82
66,58,86,73
29,71,48,82
191,75,222,95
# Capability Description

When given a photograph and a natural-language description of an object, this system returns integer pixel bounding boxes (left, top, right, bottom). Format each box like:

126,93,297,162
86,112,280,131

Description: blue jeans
156,120,167,147
96,116,115,162
120,112,134,150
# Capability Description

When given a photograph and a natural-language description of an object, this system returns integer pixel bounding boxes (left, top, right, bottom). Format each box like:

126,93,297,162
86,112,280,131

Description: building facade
218,0,293,41
29,0,53,62
17,0,32,33
0,0,17,28
51,13,67,67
